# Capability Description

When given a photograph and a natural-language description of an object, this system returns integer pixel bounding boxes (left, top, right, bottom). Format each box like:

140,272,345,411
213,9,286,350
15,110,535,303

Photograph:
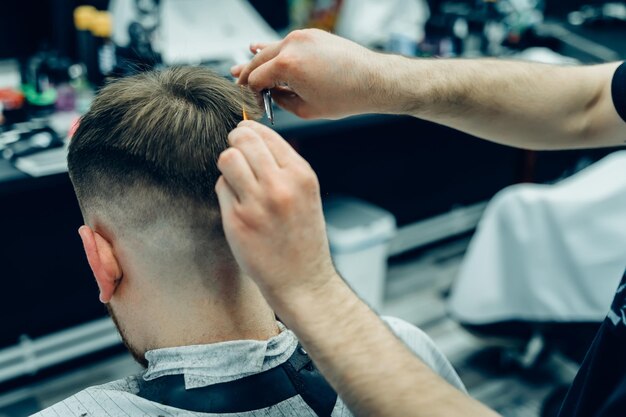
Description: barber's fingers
231,43,276,78
246,58,291,93
237,41,283,88
228,127,279,179
214,176,240,226
249,43,269,53
237,121,302,167
230,64,244,78
217,148,257,200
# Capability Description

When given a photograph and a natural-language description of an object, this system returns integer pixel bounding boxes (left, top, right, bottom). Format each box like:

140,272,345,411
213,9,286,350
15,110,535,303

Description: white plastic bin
323,196,397,311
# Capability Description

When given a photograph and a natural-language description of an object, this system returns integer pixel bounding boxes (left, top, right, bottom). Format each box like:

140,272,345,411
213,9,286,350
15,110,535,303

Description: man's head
68,67,270,364
70,66,261,218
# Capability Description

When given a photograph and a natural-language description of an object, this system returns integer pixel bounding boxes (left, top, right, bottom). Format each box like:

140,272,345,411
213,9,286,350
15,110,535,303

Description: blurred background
0,1,625,416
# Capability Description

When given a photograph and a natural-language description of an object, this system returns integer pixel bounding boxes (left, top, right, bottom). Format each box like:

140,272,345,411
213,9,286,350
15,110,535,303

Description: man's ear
78,225,122,304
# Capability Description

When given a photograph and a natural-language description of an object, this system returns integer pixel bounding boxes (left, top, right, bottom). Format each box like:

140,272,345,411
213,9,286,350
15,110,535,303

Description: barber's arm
234,29,625,150
215,120,500,417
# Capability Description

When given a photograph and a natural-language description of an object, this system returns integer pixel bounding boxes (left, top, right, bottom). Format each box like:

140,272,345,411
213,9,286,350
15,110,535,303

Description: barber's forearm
376,56,623,150
270,274,500,417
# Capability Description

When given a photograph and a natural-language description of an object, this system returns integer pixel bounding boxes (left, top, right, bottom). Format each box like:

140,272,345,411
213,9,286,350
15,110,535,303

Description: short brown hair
68,67,261,226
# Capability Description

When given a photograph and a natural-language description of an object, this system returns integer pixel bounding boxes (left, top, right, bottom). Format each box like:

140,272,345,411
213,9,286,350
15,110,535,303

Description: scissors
242,49,274,125
262,89,274,125
255,49,274,125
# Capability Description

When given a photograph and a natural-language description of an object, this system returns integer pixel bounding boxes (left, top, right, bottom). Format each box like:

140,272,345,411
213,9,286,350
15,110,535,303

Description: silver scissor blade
263,89,274,125
254,48,275,125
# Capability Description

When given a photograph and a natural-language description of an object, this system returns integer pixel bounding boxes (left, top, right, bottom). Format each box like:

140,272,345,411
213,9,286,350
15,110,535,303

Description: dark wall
249,0,290,31
0,174,105,348
0,0,109,60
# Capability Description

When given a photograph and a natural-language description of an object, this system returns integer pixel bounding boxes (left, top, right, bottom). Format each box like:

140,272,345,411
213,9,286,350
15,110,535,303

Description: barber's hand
216,120,338,305
232,29,392,120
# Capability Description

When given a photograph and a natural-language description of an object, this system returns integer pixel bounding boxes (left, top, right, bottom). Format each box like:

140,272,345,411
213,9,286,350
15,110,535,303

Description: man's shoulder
30,376,141,417
380,315,440,352
381,315,428,336
380,315,466,392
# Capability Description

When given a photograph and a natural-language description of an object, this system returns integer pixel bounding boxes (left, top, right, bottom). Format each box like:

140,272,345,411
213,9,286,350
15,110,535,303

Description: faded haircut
68,67,261,232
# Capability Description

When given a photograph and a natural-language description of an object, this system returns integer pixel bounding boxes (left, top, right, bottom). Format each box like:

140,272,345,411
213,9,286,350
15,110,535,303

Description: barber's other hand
232,29,391,120
216,121,337,304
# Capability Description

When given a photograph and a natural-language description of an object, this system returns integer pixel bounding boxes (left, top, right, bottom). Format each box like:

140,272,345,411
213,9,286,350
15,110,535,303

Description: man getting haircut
33,67,465,417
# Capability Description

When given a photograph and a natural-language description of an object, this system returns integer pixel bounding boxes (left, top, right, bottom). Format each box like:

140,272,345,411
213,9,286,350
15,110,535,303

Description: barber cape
31,317,465,417
449,151,626,324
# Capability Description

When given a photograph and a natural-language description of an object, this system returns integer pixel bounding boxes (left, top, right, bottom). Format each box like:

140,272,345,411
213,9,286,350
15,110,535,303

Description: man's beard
107,304,149,368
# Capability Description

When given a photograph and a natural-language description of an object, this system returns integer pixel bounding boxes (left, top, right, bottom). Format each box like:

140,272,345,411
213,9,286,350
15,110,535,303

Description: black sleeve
611,62,626,123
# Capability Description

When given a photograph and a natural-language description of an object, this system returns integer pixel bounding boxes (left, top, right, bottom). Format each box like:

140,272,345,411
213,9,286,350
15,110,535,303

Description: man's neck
110,274,280,356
